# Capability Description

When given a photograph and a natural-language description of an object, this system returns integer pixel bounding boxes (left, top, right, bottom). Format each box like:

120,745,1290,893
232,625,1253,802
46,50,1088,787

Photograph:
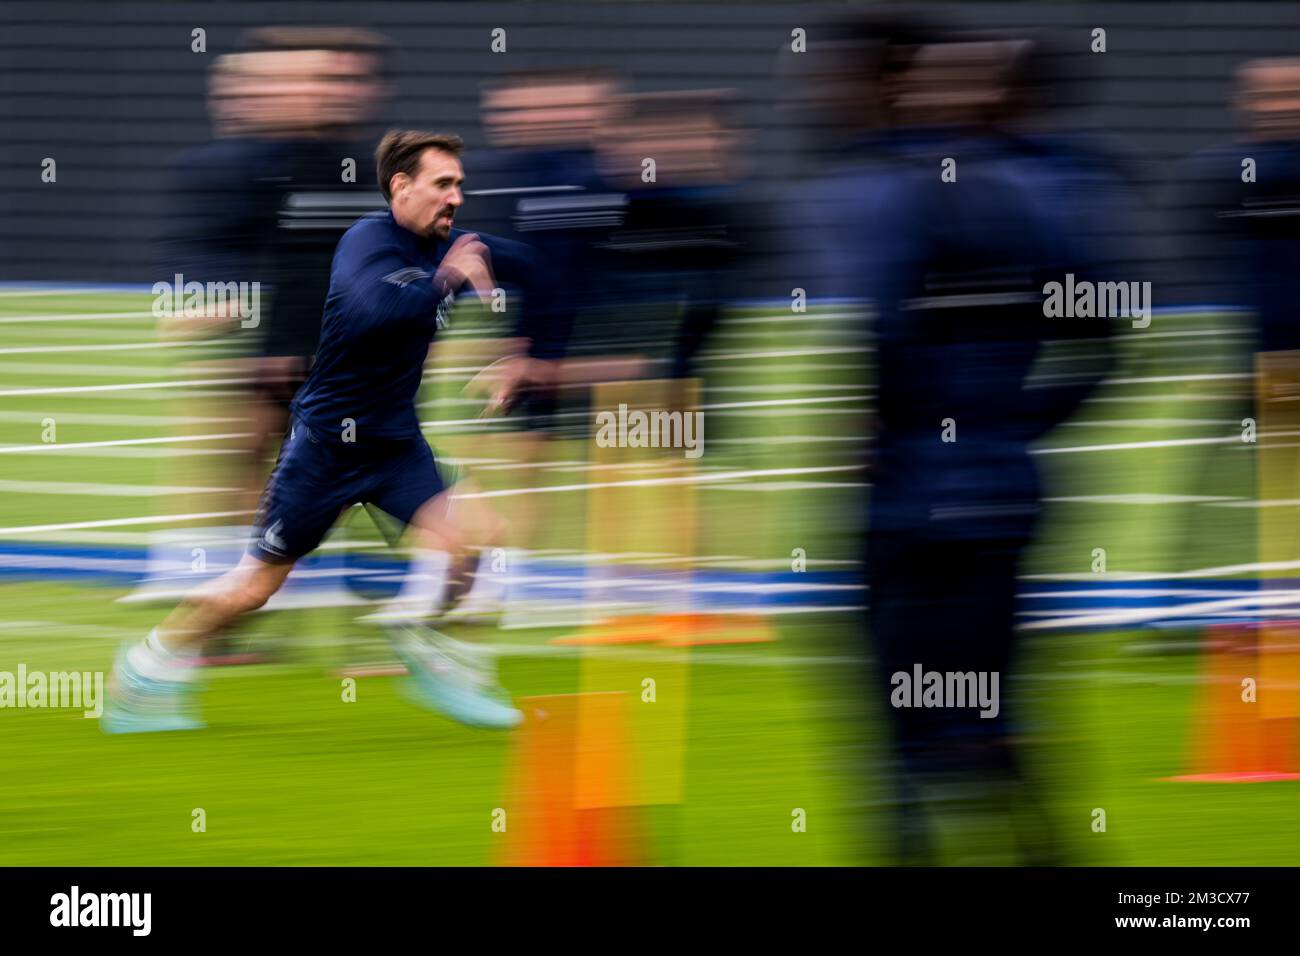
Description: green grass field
0,289,1295,866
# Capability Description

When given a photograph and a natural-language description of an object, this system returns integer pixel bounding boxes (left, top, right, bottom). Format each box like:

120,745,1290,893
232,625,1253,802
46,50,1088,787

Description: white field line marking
1085,394,1240,404
0,465,862,536
0,361,177,378
1043,494,1242,505
0,311,154,323
0,378,250,397
0,446,243,458
421,406,870,428
707,384,866,393
1206,498,1300,508
701,395,869,411
0,621,145,639
721,311,860,325
702,481,865,491
709,407,866,417
1033,435,1242,454
0,288,148,298
1024,559,1300,581
696,363,865,375
0,377,248,395
0,411,241,426
700,346,869,360
1117,328,1246,339
4,530,384,549
0,479,238,497
1056,418,1240,428
421,394,871,423
0,510,252,536
711,435,861,445
1025,588,1260,599
454,464,862,500
1018,590,1300,631
1104,373,1252,385
475,459,589,472
0,340,207,356
0,326,181,342
0,433,251,454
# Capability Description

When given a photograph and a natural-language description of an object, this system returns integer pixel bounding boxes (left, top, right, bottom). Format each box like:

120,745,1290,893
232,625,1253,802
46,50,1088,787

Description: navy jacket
291,211,554,442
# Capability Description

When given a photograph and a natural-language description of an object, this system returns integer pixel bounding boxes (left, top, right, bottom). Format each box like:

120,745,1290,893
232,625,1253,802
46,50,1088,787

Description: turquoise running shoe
389,625,522,730
101,640,205,735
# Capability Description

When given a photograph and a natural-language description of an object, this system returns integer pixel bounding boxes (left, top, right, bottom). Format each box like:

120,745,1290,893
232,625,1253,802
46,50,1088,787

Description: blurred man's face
482,80,616,148
318,51,386,128
617,114,725,183
893,41,1012,126
208,60,255,136
391,148,464,240
1238,61,1300,140
242,50,335,135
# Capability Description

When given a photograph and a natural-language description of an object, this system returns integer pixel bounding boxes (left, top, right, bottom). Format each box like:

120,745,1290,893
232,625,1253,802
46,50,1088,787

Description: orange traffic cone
1164,623,1300,782
498,692,646,865
551,611,776,647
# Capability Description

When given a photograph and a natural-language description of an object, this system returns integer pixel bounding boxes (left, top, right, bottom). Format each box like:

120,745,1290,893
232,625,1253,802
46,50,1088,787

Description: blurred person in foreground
105,130,560,734
809,22,1119,863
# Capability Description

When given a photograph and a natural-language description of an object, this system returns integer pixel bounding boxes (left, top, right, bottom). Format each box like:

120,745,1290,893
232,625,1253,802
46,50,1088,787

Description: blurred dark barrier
3,2,1300,304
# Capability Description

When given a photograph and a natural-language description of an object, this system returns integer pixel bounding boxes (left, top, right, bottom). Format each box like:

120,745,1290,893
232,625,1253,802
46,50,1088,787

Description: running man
104,130,557,733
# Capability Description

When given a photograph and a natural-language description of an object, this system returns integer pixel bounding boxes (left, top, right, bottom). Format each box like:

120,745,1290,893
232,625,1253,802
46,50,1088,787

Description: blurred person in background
239,27,394,510
135,50,298,634
591,90,743,389
1179,60,1300,355
1173,60,1300,747
446,76,747,622
138,31,396,641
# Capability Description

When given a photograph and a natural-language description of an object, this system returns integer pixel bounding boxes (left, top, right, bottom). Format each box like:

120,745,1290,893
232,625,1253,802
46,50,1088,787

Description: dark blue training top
291,210,552,442
155,136,290,288
1181,140,1300,352
841,131,1115,541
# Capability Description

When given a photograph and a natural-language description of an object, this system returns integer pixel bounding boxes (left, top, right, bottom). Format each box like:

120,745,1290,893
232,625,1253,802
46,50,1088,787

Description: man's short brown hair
375,130,464,202
241,26,394,61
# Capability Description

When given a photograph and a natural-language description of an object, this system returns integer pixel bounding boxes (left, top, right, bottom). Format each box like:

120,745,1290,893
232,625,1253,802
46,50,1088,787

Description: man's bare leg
103,555,296,733
382,487,521,729
367,478,509,623
426,477,510,615
155,554,297,653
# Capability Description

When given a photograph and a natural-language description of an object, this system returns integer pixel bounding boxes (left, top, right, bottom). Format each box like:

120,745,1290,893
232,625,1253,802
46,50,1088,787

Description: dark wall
3,2,1300,301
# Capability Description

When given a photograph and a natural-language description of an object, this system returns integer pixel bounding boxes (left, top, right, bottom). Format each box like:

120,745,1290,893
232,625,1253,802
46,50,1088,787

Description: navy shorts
249,421,448,564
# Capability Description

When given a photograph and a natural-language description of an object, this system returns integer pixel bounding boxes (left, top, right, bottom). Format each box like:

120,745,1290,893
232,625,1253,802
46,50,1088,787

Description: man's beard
431,210,454,239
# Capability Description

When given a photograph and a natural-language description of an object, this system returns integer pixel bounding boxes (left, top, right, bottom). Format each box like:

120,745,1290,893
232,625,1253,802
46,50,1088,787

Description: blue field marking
0,540,1293,626
0,540,860,610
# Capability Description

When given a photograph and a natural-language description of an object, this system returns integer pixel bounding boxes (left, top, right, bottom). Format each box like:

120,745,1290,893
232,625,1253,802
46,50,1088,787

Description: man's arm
340,239,454,332
463,233,572,414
